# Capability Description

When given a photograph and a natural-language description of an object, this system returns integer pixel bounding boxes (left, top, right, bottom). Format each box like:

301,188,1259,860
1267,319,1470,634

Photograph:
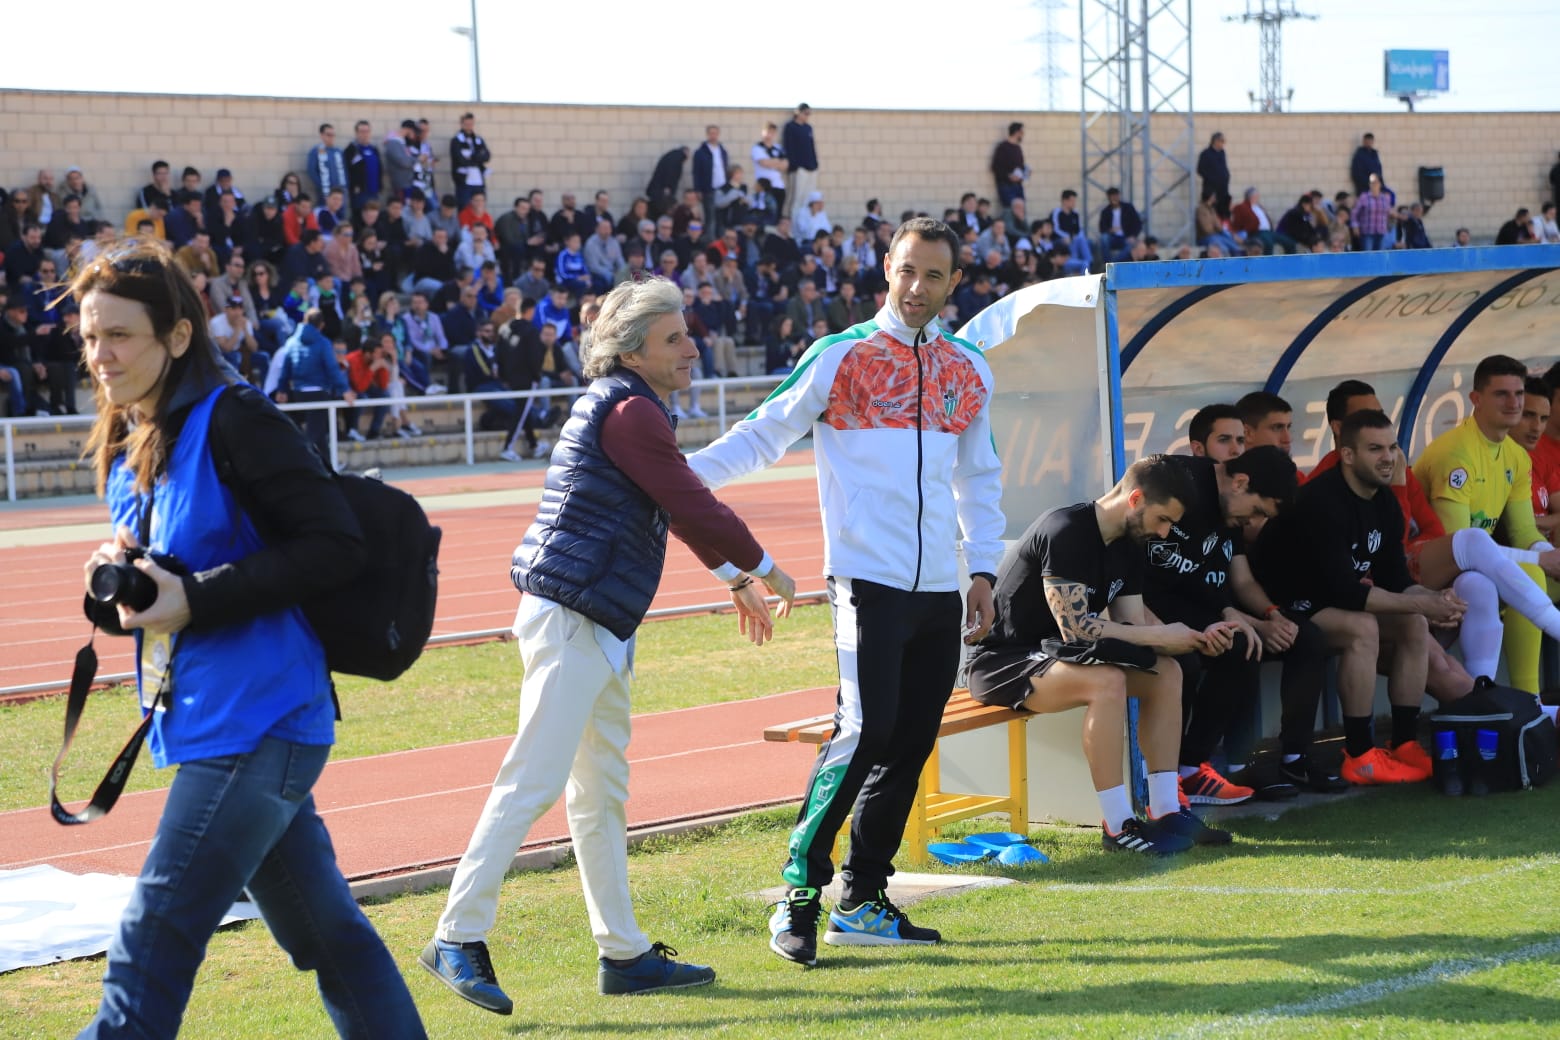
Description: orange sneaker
1179,762,1255,805
1390,741,1434,779
1342,747,1429,785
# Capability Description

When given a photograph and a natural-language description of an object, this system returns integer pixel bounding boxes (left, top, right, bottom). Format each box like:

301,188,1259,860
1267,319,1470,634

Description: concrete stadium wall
2,90,1556,248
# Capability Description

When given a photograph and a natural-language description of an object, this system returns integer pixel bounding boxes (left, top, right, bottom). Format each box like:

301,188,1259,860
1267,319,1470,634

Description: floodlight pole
451,1,482,103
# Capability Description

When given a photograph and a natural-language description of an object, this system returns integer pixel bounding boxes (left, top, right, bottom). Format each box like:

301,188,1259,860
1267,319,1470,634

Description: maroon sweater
599,395,764,572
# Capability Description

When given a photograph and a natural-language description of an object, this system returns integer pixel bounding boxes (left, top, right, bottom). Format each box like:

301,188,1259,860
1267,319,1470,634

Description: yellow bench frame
764,689,1030,867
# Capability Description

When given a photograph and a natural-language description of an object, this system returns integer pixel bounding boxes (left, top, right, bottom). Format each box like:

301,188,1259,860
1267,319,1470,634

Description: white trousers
436,601,648,960
789,168,820,228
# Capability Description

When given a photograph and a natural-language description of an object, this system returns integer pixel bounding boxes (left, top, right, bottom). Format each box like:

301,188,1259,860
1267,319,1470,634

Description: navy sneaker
598,942,716,995
1102,817,1195,855
418,938,513,1015
768,886,822,965
1279,754,1350,793
824,891,940,947
1151,808,1233,845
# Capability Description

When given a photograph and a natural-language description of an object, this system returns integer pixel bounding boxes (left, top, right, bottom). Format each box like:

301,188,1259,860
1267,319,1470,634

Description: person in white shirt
750,122,789,222
795,191,831,245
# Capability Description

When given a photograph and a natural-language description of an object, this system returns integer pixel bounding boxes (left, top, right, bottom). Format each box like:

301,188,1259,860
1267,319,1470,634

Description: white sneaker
530,439,552,459
686,406,708,419
395,426,413,439
499,449,523,463
425,383,448,396
345,428,367,443
403,423,424,436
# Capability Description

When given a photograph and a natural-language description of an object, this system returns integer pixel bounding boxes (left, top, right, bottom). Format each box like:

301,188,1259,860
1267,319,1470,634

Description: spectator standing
647,146,689,218
412,119,439,202
450,112,491,208
1197,132,1231,219
64,166,104,223
1350,132,1383,198
751,122,789,221
693,125,731,236
1549,151,1560,207
136,160,174,213
783,103,818,229
344,120,383,213
1353,174,1392,251
273,309,356,462
307,124,348,202
990,122,1028,207
385,120,419,199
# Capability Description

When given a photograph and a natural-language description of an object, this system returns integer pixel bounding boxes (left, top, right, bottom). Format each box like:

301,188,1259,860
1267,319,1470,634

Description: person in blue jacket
273,308,355,462
71,238,424,1038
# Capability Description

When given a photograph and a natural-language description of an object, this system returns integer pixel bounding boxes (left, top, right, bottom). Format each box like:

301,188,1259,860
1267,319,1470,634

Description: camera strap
50,487,167,826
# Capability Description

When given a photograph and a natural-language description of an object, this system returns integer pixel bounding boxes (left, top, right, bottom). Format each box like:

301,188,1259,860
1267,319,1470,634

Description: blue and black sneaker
418,938,513,1015
598,942,716,995
1101,816,1195,855
824,890,940,947
1151,808,1233,845
768,886,822,965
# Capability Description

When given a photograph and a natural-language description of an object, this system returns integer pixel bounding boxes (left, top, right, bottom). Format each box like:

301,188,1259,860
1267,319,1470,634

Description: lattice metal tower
1226,1,1316,113
1078,0,1195,251
1033,0,1073,111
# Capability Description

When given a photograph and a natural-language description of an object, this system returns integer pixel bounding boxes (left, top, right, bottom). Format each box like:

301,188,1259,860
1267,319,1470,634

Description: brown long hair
69,238,229,496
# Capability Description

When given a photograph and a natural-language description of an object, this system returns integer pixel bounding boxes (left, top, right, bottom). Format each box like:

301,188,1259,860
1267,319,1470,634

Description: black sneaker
1228,760,1301,801
824,890,941,946
767,886,822,965
1279,754,1350,793
1151,808,1233,845
1101,817,1195,855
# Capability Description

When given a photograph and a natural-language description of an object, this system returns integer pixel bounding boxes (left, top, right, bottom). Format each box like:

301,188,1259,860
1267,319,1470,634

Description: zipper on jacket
912,327,926,591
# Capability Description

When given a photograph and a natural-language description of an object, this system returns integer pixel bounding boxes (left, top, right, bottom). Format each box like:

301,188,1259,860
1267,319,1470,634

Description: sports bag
212,386,442,681
1428,679,1556,794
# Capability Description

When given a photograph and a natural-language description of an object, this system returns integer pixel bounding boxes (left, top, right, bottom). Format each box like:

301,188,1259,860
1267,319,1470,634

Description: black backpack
1429,680,1557,794
212,388,443,682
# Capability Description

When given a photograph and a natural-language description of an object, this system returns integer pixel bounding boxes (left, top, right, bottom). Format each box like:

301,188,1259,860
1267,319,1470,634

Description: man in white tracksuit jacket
688,217,1005,966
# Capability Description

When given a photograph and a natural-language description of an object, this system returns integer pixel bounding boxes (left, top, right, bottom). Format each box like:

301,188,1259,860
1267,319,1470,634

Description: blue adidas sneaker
418,938,513,1015
823,891,940,947
598,942,716,995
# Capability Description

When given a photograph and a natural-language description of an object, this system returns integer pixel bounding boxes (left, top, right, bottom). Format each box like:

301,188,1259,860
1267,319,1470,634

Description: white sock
1452,570,1502,680
1097,785,1134,833
1177,765,1199,779
1148,771,1181,819
1452,527,1560,640
1541,704,1559,726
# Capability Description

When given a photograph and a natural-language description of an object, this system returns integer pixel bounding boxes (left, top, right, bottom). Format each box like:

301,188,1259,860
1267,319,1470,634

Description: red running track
0,450,825,693
2,451,836,883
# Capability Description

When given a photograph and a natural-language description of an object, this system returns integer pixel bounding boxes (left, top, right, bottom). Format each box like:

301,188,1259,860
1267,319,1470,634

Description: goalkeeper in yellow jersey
1413,354,1560,693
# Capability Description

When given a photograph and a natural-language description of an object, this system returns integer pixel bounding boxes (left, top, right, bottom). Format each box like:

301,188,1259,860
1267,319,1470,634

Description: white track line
1162,936,1560,1040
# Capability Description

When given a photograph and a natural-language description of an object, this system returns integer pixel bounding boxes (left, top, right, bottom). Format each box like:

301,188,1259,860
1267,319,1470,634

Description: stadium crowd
5,116,1557,431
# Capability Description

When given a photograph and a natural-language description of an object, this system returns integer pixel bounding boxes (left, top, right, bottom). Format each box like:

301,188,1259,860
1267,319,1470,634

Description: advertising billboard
1384,49,1450,93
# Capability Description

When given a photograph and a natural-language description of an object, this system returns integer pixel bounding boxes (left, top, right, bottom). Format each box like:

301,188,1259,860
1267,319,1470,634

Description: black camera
89,548,185,612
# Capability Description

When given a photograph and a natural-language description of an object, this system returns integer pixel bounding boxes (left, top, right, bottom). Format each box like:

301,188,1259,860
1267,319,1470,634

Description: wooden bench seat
765,689,1029,867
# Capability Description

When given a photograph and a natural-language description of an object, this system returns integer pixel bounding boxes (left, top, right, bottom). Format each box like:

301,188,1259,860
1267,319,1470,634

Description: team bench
763,689,1031,867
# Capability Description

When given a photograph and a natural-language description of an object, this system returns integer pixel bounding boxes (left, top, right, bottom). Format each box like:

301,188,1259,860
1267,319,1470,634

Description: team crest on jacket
1107,578,1125,602
943,388,959,419
1449,467,1468,490
1201,533,1219,556
1367,529,1381,553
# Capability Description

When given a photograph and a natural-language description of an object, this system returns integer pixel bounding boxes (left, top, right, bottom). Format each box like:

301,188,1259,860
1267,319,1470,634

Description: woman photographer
72,238,425,1039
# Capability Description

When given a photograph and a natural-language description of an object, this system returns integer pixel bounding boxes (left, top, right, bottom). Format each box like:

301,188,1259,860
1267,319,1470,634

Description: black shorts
966,645,1056,710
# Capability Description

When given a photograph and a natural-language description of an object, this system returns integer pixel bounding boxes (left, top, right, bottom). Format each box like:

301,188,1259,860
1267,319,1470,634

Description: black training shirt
1142,455,1240,621
982,502,1143,649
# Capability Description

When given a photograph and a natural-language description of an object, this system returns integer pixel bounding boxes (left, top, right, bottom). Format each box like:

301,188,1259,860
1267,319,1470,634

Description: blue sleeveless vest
107,385,334,767
511,370,670,640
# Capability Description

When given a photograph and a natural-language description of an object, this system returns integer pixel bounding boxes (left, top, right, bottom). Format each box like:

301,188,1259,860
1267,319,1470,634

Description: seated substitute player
1318,377,1560,702
1257,410,1468,783
967,455,1236,854
1187,402,1245,461
1140,447,1304,803
1236,390,1292,454
1413,354,1560,694
1515,375,1560,542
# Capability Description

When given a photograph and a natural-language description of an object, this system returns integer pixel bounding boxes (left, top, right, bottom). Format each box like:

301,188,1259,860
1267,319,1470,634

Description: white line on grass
1160,936,1560,1040
1040,854,1560,898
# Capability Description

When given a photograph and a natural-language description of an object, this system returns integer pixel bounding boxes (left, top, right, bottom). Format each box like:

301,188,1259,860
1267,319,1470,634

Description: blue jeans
1360,232,1385,251
0,366,24,416
81,738,425,1039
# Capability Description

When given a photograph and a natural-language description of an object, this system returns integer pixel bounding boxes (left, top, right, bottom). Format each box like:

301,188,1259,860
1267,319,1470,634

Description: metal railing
0,375,785,501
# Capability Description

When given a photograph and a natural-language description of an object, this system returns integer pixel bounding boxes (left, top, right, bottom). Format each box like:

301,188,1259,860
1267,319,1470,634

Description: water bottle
1435,730,1463,797
1470,728,1499,796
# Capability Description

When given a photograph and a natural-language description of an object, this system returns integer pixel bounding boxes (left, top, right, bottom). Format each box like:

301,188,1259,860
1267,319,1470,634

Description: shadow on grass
554,931,1560,1035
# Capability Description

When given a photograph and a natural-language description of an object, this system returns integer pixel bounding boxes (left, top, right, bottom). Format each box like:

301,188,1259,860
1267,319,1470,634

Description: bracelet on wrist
729,576,754,592
1263,604,1281,617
